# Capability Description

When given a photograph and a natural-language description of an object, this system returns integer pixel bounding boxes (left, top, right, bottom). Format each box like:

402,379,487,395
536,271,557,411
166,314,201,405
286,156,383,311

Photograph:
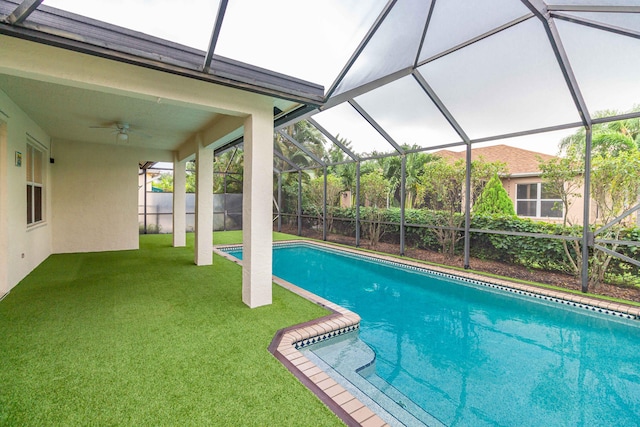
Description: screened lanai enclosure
139,152,244,234
259,0,640,294
4,0,639,295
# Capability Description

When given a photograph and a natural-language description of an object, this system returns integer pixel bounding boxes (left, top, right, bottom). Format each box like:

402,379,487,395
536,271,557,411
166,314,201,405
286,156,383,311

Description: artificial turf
0,232,342,426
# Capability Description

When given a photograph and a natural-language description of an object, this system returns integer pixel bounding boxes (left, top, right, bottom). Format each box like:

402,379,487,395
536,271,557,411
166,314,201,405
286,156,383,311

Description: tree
469,157,509,207
186,161,196,193
303,174,343,232
374,147,437,209
416,157,510,257
587,150,640,286
155,172,174,192
327,138,357,206
538,156,585,277
590,150,640,224
417,159,466,257
359,170,391,248
378,155,401,208
213,148,243,193
540,106,640,289
274,120,327,172
558,106,640,158
472,173,516,216
405,151,435,208
274,120,326,211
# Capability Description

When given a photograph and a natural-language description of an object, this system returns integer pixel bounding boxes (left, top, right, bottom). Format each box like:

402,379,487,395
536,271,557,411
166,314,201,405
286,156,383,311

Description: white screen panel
556,19,640,116
215,0,386,88
333,0,432,96
419,0,530,62
418,19,580,139
312,103,398,157
564,12,640,32
354,75,461,149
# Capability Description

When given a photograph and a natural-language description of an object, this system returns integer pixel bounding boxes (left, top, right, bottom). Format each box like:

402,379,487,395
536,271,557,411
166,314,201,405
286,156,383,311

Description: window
516,182,562,218
26,143,44,225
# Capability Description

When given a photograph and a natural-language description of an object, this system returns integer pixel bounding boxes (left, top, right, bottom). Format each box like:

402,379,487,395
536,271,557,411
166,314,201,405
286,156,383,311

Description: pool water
227,243,640,426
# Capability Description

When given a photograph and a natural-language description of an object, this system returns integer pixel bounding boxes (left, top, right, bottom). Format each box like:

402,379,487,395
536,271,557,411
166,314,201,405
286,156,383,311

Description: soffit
0,74,220,150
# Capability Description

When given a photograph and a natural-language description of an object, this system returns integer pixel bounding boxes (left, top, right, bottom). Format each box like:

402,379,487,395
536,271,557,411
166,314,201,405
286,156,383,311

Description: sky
42,0,637,157
45,0,384,89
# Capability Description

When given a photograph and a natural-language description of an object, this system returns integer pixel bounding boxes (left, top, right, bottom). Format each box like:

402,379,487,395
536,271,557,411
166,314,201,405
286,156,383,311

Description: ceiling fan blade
129,129,152,138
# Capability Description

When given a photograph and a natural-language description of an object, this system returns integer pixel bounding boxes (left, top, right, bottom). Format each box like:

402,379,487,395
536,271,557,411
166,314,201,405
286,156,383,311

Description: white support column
242,108,273,308
172,152,186,247
194,135,213,266
0,121,7,294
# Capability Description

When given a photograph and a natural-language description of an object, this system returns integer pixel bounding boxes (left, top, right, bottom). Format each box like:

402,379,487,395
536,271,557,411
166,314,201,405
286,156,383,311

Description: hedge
299,206,639,284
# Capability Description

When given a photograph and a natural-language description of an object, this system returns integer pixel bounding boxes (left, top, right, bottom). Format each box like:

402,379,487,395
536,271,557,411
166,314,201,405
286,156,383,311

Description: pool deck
214,240,640,427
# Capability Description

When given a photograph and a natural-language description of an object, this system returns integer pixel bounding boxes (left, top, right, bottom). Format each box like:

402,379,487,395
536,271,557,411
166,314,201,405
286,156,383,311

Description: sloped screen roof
2,0,639,166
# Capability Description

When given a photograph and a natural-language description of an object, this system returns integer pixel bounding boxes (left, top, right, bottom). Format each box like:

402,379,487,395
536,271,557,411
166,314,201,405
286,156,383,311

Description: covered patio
0,0,325,307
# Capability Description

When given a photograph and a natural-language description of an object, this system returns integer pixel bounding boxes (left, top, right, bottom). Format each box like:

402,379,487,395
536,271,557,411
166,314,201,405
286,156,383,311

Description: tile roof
433,144,558,176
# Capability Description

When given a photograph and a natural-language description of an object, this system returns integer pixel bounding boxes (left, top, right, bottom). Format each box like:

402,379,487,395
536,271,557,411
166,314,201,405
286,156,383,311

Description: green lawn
0,232,341,426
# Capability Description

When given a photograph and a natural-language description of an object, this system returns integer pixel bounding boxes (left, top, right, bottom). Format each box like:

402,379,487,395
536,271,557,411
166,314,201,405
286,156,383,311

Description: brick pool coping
213,240,640,427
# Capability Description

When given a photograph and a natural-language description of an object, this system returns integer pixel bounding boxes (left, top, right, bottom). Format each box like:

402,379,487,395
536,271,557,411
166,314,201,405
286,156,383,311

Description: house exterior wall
0,88,52,294
51,140,138,253
51,140,172,254
501,176,600,226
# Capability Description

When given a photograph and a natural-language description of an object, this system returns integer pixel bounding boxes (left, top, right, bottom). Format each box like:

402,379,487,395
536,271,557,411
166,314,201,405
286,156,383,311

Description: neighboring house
434,144,598,225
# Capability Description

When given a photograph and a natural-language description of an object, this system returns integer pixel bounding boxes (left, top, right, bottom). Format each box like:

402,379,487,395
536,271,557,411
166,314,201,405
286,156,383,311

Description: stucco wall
51,140,172,254
502,176,599,225
0,89,52,294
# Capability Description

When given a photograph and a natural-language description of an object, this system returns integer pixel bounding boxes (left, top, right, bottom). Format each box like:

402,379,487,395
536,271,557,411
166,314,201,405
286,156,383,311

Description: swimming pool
224,242,640,426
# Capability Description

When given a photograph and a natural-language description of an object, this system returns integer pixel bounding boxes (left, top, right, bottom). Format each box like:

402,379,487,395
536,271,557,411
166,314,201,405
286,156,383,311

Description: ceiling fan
90,122,148,143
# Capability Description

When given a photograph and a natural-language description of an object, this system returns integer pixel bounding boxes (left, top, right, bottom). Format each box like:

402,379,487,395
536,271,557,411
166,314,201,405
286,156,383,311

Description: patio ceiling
0,74,220,150
1,0,640,164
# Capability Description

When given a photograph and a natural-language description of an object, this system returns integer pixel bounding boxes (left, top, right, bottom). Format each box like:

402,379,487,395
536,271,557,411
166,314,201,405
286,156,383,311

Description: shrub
472,174,516,216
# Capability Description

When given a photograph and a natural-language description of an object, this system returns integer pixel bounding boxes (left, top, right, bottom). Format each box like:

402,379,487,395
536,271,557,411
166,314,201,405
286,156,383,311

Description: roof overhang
0,0,324,106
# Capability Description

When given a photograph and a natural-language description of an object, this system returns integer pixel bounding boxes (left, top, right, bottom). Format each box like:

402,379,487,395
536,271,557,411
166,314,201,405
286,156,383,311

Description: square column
172,153,186,247
242,110,273,308
0,121,7,294
194,136,213,266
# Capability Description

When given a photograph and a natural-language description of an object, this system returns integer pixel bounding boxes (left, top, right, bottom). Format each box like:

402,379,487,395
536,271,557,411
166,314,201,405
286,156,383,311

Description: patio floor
0,233,342,426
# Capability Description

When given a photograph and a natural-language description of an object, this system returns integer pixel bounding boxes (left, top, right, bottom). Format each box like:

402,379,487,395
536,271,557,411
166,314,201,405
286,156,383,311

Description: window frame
26,140,45,227
515,182,563,219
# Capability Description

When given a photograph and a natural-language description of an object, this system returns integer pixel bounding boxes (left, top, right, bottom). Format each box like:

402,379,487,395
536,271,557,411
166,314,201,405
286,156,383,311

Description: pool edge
214,243,390,427
263,240,640,320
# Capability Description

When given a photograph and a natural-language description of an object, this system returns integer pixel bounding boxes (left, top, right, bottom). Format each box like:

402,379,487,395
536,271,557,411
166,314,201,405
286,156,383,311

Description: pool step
302,333,445,427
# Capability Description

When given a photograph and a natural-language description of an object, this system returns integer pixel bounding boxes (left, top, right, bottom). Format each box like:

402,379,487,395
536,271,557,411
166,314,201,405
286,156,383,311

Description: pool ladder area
301,332,445,427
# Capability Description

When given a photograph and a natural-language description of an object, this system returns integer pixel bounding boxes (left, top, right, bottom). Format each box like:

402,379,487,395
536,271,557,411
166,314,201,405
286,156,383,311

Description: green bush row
306,207,639,282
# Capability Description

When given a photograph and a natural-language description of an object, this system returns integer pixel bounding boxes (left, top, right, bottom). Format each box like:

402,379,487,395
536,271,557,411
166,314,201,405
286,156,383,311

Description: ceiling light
117,131,129,143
